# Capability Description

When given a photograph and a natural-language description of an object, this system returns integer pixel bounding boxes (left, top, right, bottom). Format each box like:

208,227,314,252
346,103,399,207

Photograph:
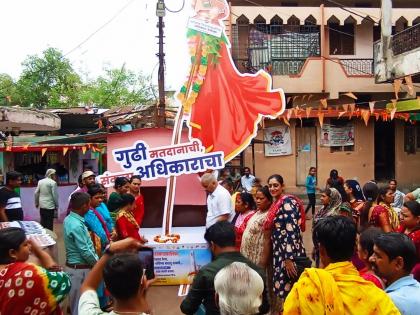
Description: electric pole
156,0,166,127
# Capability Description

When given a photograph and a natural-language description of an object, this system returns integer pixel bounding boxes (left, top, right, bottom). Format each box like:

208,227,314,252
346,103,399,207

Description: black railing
231,24,320,75
339,58,374,76
392,23,420,56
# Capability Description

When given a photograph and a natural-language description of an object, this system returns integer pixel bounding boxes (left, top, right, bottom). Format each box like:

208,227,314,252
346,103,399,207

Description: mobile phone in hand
138,247,155,280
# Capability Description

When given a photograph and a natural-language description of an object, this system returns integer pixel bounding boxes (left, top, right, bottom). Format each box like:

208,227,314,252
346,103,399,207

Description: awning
386,99,420,112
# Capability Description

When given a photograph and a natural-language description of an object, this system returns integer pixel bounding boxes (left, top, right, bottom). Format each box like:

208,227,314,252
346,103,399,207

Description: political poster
264,126,292,156
320,124,355,147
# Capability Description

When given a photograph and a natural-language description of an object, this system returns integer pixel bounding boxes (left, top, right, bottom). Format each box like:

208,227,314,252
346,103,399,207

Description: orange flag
63,147,69,156
41,148,47,157
318,112,324,127
369,101,375,114
390,107,397,120
361,110,370,126
344,92,358,100
82,146,87,154
320,98,328,109
23,144,29,150
286,109,292,120
374,113,380,121
338,111,346,118
393,79,402,99
305,107,312,119
405,76,414,96
283,117,290,126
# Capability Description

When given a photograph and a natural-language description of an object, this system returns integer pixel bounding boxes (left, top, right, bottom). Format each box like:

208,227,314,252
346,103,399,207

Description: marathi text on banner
264,126,292,156
97,140,225,186
320,124,355,147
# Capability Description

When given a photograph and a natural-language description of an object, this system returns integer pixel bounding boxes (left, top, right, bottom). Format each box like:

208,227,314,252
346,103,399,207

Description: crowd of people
0,166,420,314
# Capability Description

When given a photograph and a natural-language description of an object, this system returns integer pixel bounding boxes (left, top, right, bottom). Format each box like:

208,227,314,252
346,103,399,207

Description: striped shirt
0,187,23,220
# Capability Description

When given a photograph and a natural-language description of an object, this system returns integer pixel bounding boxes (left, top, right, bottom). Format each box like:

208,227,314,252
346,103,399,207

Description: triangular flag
344,92,358,100
393,79,402,100
338,111,346,118
374,113,380,121
282,117,290,127
342,104,349,112
63,147,69,156
349,103,355,114
320,98,328,109
382,112,388,121
286,109,292,120
361,110,370,126
390,108,397,120
369,101,375,114
286,97,291,103
391,99,397,109
405,76,414,96
23,144,29,150
82,146,87,154
318,112,324,127
306,107,312,119
293,107,300,118
41,148,47,157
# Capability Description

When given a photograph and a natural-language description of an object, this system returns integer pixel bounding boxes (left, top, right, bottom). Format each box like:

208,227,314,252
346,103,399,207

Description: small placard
187,18,222,37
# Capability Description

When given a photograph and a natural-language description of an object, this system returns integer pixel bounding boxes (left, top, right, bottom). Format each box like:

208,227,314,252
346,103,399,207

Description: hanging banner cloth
178,0,285,162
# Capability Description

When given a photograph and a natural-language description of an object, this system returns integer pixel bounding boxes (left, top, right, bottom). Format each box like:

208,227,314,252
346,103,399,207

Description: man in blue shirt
370,233,420,315
64,192,99,315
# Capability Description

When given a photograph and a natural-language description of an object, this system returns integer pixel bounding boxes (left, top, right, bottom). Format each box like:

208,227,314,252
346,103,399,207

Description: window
329,23,355,55
404,124,420,154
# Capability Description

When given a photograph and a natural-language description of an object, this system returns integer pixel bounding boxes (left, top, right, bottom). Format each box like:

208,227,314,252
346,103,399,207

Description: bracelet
104,244,113,256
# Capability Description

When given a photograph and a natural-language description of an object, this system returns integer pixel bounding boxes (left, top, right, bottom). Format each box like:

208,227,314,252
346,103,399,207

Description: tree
16,47,82,108
79,66,157,108
0,74,18,106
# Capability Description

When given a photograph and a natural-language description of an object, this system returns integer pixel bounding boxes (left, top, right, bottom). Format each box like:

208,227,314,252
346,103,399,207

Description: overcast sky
0,0,191,90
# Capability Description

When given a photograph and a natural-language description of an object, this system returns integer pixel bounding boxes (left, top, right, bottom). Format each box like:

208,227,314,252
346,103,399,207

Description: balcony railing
392,23,420,56
232,24,320,75
339,59,374,76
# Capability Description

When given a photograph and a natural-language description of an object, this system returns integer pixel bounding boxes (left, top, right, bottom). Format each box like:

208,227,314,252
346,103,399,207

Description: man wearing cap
35,168,59,230
67,171,97,214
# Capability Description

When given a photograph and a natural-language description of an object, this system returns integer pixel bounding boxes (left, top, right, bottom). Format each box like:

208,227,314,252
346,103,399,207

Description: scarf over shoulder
283,262,400,315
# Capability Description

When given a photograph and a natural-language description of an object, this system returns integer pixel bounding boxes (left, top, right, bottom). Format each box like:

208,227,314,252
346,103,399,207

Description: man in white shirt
201,173,233,228
240,167,255,193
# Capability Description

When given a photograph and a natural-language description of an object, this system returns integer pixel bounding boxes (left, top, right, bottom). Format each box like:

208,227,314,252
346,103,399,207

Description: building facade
227,0,420,189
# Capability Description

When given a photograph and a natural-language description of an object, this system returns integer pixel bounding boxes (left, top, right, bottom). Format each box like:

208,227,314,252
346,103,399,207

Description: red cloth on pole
188,42,285,162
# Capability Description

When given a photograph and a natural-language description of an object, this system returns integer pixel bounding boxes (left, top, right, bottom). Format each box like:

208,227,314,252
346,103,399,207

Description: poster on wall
264,126,292,156
320,124,354,147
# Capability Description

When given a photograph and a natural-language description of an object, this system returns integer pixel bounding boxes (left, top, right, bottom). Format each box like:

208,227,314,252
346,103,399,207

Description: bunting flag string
344,92,358,100
318,112,324,127
405,76,415,96
369,101,376,114
393,79,403,100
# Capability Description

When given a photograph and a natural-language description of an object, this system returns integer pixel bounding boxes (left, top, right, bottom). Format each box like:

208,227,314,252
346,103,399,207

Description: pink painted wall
107,128,206,205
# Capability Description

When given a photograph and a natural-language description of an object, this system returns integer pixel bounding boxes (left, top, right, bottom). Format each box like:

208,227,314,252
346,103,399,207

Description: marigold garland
177,29,228,114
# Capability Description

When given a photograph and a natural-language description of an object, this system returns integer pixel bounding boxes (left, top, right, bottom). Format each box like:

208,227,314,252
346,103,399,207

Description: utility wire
64,0,136,57
0,0,136,96
165,0,185,13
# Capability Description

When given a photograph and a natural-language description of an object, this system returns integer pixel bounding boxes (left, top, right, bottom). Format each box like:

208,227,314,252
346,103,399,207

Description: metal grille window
237,24,320,75
329,23,355,55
